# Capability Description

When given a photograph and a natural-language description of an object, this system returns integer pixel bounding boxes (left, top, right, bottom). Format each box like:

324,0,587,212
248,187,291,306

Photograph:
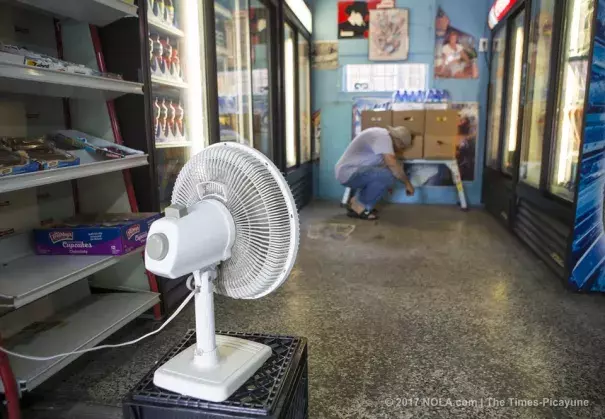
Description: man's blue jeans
343,167,395,210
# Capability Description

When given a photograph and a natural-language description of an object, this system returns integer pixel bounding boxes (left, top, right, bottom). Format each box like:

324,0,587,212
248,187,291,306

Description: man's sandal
347,205,378,215
346,209,378,220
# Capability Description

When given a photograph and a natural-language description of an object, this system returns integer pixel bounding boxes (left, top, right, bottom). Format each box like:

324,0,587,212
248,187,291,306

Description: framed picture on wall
338,0,381,39
368,8,409,61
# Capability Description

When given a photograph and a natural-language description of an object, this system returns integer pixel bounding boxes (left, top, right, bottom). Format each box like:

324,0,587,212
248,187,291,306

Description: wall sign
488,0,520,29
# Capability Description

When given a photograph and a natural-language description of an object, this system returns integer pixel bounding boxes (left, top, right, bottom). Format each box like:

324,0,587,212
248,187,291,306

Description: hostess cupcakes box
34,213,161,256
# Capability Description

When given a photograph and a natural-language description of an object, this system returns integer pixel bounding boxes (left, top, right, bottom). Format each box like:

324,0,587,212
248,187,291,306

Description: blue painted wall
312,0,492,206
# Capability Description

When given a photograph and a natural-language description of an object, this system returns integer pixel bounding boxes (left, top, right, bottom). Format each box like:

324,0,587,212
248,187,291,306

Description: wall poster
368,8,409,61
338,0,378,39
312,41,339,70
434,7,479,79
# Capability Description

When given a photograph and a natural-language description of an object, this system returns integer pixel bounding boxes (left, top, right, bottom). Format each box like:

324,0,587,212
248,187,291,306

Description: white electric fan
144,142,299,402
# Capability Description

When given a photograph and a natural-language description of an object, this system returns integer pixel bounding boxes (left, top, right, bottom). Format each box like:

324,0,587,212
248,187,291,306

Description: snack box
1,136,80,170
34,213,161,256
0,147,39,177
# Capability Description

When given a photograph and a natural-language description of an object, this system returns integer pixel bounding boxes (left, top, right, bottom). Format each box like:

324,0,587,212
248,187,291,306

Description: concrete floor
24,202,605,418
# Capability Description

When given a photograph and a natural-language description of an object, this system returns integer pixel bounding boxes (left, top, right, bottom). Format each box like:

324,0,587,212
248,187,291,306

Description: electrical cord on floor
0,277,196,362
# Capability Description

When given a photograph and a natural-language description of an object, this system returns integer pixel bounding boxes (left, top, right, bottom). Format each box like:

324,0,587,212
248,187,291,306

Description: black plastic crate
123,330,308,419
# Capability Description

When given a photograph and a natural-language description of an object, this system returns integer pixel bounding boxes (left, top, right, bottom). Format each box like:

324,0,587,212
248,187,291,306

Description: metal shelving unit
0,291,159,393
0,61,143,100
0,1,163,411
0,249,141,309
14,0,138,27
0,154,148,194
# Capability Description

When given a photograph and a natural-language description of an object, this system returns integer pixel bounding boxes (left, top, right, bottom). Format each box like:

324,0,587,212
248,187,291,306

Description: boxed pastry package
34,213,161,256
0,146,39,177
49,130,145,161
1,136,79,169
0,42,123,79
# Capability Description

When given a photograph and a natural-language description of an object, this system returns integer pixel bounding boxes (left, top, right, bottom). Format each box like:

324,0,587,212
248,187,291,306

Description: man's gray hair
386,126,413,149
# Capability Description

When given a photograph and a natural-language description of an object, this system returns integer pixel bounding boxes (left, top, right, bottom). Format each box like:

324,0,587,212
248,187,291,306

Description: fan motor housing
145,199,236,279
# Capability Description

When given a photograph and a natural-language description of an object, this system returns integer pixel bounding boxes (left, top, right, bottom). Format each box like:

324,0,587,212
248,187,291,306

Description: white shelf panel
151,75,188,89
0,154,148,194
148,16,185,38
1,291,159,392
14,0,138,27
0,249,142,309
155,141,191,149
0,62,143,100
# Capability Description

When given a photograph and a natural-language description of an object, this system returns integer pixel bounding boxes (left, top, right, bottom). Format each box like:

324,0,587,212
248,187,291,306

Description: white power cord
0,287,195,362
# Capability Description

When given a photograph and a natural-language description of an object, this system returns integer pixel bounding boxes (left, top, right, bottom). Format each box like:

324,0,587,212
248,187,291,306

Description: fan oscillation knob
147,233,169,261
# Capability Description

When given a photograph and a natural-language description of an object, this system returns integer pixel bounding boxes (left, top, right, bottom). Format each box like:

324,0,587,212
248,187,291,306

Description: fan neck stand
152,268,273,402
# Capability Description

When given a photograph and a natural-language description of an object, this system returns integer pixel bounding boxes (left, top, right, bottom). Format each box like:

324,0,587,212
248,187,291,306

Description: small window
343,63,427,93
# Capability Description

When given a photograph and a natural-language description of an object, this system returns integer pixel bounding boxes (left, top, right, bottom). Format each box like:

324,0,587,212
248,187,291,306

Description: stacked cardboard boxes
361,109,459,159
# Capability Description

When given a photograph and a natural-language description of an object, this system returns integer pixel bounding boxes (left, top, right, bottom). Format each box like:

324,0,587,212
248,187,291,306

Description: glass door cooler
147,0,207,211
99,0,209,314
484,0,605,291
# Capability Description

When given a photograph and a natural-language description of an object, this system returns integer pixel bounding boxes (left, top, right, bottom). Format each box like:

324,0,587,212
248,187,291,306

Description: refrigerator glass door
250,0,273,159
148,0,207,210
501,10,526,174
550,0,594,201
215,1,254,147
298,36,311,164
519,0,556,187
486,24,508,168
284,23,297,168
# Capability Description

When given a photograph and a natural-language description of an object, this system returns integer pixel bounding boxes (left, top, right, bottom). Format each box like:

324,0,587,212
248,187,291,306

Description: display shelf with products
0,0,164,408
0,155,148,194
14,0,138,27
0,235,143,309
147,0,185,39
0,61,143,100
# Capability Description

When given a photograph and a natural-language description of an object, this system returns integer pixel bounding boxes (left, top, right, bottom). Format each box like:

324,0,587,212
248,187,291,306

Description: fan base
153,335,272,402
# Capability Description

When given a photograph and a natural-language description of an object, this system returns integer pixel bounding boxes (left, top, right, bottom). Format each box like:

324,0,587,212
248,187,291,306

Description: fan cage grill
171,143,299,299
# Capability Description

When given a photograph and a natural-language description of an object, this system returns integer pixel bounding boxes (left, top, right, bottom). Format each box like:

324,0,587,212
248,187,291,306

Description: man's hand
384,153,413,191
405,183,415,196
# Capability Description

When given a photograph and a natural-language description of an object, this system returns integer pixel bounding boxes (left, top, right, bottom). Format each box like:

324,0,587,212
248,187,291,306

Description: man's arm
384,154,415,195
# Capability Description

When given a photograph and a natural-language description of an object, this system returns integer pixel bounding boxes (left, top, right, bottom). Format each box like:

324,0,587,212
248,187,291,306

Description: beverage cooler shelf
148,16,185,38
151,74,188,90
13,0,137,27
155,141,191,149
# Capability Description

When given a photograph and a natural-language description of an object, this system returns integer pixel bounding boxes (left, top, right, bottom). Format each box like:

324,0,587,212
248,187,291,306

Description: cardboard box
34,213,161,256
425,110,459,136
398,135,424,160
392,111,425,135
361,110,392,130
424,135,456,159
